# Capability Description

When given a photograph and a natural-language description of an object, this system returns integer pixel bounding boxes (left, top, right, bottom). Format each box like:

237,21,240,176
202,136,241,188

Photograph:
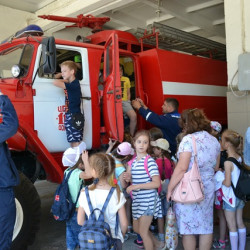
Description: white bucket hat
62,141,86,167
151,138,171,153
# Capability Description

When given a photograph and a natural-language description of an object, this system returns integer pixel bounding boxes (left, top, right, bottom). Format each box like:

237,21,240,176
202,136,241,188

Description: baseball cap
74,55,81,63
151,138,171,153
210,121,222,133
62,141,86,167
117,142,134,156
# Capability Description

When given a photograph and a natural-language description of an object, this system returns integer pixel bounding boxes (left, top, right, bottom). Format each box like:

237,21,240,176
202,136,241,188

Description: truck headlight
11,65,22,78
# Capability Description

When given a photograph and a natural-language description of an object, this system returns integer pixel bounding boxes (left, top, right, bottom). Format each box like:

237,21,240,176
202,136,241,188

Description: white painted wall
224,0,250,136
0,5,35,41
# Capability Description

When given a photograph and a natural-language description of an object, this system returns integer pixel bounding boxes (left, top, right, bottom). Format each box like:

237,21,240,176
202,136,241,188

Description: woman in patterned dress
167,108,221,250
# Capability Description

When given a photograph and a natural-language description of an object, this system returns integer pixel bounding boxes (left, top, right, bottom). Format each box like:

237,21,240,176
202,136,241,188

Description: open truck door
103,33,124,141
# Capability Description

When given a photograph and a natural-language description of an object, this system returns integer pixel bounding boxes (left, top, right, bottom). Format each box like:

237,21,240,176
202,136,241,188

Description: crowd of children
58,122,248,250
54,67,247,249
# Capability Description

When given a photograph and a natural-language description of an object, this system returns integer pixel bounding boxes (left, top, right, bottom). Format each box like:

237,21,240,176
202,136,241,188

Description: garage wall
225,0,250,136
0,6,35,41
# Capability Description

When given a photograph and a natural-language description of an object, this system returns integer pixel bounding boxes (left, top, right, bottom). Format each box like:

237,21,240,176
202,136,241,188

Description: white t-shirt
78,188,126,242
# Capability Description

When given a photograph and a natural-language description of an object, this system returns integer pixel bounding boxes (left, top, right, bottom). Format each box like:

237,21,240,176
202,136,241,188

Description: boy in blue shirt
54,61,83,147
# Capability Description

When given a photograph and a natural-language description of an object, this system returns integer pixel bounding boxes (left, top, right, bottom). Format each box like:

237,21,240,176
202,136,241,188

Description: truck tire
11,173,41,250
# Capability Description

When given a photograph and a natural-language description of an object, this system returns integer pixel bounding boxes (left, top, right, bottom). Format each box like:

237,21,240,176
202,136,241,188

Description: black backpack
51,169,82,221
78,186,119,250
226,157,250,202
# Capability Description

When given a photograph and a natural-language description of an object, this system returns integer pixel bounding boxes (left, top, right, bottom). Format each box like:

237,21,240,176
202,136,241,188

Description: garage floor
29,180,250,250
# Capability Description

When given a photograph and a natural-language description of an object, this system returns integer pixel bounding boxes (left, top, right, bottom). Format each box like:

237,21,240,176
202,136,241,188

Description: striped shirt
131,155,162,219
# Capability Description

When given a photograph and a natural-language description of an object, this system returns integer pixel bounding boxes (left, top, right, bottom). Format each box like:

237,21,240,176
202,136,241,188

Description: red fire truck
0,16,227,248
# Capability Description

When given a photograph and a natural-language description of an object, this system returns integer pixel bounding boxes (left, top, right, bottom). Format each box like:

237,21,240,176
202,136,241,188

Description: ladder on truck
133,22,226,61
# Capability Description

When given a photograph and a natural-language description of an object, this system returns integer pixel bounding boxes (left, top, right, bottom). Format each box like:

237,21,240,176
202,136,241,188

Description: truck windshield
0,44,33,78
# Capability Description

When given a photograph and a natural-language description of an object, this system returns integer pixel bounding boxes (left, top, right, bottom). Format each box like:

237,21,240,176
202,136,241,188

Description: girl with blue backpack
61,141,91,250
78,152,128,249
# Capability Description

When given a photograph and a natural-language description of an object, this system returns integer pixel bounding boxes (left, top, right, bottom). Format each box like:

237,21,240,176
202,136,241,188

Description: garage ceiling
0,0,225,44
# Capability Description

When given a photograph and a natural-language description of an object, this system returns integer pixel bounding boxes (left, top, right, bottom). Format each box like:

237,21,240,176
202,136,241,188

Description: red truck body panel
138,49,227,127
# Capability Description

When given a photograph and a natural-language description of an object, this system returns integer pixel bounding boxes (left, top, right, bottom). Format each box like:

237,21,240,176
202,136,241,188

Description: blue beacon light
1,25,44,44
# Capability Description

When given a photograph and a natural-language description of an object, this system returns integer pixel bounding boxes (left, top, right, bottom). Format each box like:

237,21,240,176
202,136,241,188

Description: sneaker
134,239,144,249
124,233,129,241
213,239,226,249
127,229,137,236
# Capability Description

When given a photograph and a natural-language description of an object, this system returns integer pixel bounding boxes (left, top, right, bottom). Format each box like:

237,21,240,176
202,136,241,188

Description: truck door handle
81,97,91,100
107,90,114,94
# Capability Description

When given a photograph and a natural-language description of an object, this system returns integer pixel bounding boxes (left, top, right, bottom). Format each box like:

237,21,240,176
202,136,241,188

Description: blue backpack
78,186,118,250
51,169,82,221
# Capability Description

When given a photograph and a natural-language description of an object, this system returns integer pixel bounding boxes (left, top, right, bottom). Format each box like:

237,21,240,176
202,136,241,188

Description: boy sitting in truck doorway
53,61,83,148
120,64,137,136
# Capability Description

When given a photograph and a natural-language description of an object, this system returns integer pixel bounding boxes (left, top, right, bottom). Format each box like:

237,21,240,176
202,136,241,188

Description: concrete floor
29,180,250,250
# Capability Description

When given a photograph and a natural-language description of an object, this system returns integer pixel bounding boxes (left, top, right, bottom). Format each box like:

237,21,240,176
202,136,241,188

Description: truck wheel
11,173,41,250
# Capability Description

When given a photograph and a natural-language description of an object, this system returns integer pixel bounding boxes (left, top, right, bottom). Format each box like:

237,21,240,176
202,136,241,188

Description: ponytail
108,174,121,203
89,178,99,191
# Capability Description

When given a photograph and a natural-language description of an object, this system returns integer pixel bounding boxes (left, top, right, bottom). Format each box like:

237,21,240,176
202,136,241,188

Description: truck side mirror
42,37,56,74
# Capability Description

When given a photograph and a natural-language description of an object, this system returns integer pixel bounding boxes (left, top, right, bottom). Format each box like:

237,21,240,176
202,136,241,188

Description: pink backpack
128,155,162,194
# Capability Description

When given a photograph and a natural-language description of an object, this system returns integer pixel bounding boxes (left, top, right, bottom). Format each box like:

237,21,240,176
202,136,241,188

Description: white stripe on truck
162,81,227,97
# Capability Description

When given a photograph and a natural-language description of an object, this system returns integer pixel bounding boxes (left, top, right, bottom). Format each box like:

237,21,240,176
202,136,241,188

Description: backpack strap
101,187,119,236
127,155,136,167
84,186,96,220
143,155,151,179
226,157,242,169
75,182,83,205
64,169,74,182
101,187,115,213
128,155,151,179
225,157,242,191
93,187,115,224
115,213,119,236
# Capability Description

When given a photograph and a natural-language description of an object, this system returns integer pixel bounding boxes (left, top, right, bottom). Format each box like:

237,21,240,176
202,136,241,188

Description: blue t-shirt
65,79,81,114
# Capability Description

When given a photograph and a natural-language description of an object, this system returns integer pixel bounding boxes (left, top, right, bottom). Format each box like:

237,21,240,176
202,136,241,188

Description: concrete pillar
224,0,250,136
225,0,250,219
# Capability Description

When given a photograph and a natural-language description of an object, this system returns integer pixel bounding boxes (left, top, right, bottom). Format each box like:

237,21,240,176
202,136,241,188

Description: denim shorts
223,197,245,211
143,207,154,216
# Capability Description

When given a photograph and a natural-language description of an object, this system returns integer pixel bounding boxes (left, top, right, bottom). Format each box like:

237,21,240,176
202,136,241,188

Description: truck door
32,45,92,152
103,33,124,141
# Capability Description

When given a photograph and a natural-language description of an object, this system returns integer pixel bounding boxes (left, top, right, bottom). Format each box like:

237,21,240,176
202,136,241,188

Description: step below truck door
103,33,124,142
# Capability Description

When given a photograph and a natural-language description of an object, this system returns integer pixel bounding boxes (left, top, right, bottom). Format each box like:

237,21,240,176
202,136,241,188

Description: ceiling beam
213,18,225,25
146,14,174,26
104,10,146,30
144,0,225,38
182,26,200,33
186,0,224,13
